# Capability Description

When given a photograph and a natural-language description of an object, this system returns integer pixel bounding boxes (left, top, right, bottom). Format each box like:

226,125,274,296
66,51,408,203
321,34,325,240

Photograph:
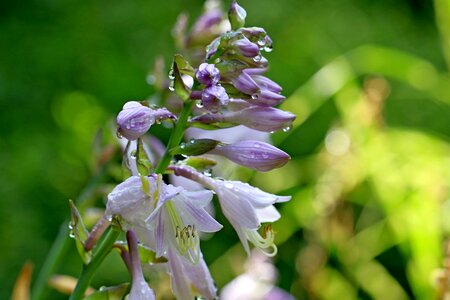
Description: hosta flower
106,175,221,300
208,140,290,172
201,85,229,113
171,166,291,255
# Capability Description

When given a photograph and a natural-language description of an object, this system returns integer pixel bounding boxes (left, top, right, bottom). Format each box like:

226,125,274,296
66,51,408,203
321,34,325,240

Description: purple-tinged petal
224,106,295,132
117,101,155,140
202,85,229,113
247,89,285,106
232,37,260,58
216,183,260,229
209,140,290,172
175,198,223,233
256,206,281,223
231,71,260,94
167,248,192,300
243,68,268,75
180,252,217,299
196,63,220,86
251,75,282,93
154,211,166,257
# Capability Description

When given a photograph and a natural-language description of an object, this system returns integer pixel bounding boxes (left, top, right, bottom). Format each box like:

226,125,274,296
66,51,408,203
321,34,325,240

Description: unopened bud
117,101,154,140
226,106,295,132
209,140,290,172
229,1,247,30
248,89,285,106
231,71,260,94
232,37,260,58
250,74,282,93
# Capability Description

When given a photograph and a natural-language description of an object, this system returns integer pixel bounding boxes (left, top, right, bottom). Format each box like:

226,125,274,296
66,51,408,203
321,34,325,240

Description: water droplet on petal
251,93,259,100
257,39,266,46
196,101,204,108
225,182,234,189
253,54,262,62
263,46,273,52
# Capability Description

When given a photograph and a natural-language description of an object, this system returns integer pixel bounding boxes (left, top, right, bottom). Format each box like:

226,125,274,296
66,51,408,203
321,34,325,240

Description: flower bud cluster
105,2,295,300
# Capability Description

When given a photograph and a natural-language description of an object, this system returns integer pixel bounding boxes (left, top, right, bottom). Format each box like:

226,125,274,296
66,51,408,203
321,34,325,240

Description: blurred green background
1,0,450,299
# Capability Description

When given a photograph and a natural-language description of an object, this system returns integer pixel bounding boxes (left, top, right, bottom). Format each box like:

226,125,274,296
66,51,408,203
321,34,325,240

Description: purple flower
171,166,291,255
209,140,290,172
191,106,296,132
117,101,155,140
202,85,229,113
232,37,260,58
250,74,282,93
231,71,260,94
196,63,220,86
107,175,222,299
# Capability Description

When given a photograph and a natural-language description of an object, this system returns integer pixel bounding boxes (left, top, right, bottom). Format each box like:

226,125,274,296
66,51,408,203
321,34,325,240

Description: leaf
69,200,92,264
83,283,130,300
170,54,194,101
184,157,217,171
170,139,220,156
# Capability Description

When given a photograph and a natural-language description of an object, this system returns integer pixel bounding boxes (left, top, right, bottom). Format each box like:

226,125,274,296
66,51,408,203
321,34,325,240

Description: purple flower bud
202,85,229,113
153,107,176,122
206,36,221,60
247,89,285,106
117,101,155,140
227,106,295,132
250,75,282,93
196,63,220,86
231,71,260,94
227,99,252,111
243,67,268,75
233,37,260,58
191,106,296,132
229,1,247,29
209,140,290,172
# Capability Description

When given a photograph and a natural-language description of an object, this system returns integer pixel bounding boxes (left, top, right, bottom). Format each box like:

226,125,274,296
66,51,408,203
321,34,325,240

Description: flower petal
175,197,223,232
217,185,259,229
255,205,280,223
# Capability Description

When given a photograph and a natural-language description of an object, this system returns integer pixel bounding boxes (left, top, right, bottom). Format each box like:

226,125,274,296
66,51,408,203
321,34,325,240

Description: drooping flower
208,140,290,172
106,175,222,300
171,166,291,255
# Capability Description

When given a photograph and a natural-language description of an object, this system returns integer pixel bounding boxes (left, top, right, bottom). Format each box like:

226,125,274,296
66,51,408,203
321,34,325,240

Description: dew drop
130,151,137,159
196,101,204,108
269,131,275,134
263,46,273,52
168,85,175,92
168,69,175,80
282,126,292,132
251,93,259,100
253,54,262,62
69,232,75,239
257,39,266,46
180,143,186,149
254,142,261,148
214,58,222,64
116,130,123,139
224,182,234,189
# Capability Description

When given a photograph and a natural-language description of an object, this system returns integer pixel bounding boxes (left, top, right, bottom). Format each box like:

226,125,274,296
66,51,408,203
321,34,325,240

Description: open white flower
106,175,222,300
171,165,291,255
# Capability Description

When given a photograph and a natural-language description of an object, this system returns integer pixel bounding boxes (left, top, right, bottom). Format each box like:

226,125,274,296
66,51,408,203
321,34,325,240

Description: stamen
245,225,277,257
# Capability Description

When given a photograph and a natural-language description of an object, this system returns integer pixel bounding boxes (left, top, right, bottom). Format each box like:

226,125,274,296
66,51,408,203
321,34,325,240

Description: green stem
155,101,194,173
31,164,111,300
69,226,120,300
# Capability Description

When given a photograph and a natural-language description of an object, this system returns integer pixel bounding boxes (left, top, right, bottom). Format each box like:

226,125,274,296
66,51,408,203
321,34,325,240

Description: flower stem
155,100,194,173
69,226,120,300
